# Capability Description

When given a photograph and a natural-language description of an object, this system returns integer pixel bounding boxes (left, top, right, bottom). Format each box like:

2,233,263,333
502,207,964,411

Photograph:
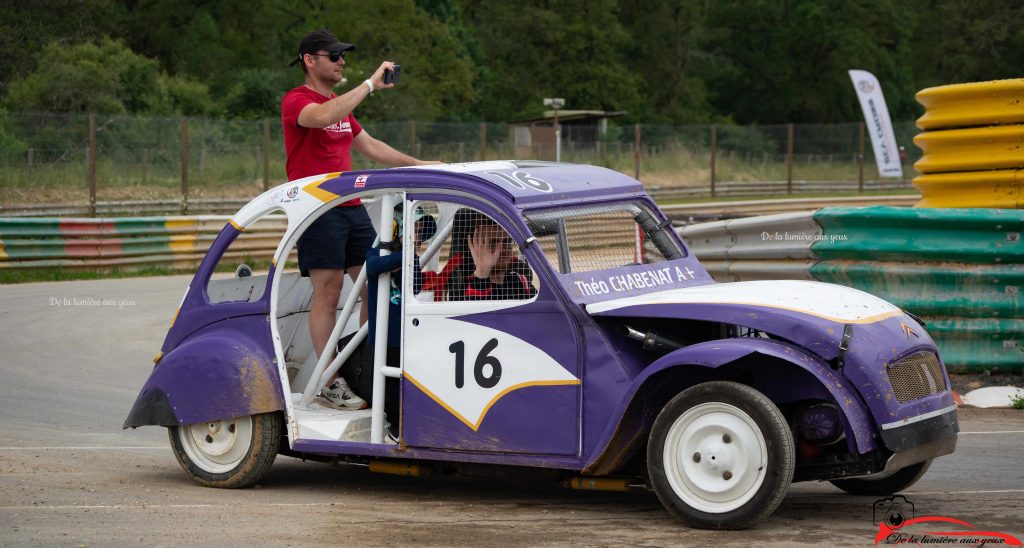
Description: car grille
886,351,947,404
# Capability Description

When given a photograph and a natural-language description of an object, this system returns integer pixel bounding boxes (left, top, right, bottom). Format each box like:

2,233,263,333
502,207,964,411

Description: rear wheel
647,381,795,529
169,412,281,488
830,460,932,496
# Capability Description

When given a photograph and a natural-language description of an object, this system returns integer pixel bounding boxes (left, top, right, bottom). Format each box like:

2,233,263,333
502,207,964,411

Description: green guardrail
681,206,1024,373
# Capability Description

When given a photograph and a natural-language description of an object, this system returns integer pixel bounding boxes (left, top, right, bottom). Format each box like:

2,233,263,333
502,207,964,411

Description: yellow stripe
168,235,197,253
404,373,580,431
272,257,278,268
302,172,344,203
170,307,180,327
638,301,903,325
153,351,164,364
228,219,243,231
165,218,196,232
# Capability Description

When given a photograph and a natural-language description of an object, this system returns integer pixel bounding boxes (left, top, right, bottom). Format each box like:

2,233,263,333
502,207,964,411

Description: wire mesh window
525,203,682,274
412,201,538,302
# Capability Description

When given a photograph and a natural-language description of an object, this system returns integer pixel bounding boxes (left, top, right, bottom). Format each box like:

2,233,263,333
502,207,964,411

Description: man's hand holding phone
368,62,400,92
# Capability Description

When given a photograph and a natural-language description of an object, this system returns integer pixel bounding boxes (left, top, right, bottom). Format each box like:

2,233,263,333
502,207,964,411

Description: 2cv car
125,161,958,529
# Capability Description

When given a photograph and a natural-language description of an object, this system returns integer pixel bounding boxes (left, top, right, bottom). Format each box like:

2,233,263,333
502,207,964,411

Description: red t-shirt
282,85,363,205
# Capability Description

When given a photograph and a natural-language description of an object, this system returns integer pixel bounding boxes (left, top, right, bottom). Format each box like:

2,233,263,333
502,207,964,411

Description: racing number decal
449,339,502,389
484,171,553,193
403,318,579,431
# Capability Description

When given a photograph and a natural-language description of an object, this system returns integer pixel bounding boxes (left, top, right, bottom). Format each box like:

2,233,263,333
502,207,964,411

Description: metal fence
0,112,919,216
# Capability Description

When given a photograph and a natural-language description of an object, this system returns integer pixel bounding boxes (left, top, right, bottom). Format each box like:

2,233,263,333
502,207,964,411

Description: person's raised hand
468,225,499,279
368,62,397,91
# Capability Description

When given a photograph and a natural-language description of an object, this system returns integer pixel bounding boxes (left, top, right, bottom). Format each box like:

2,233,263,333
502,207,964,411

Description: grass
0,265,190,284
1012,390,1024,410
1,141,915,206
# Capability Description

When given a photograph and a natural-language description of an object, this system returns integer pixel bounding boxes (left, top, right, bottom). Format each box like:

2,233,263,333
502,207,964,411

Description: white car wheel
169,412,281,488
662,402,768,513
178,417,253,474
648,381,794,529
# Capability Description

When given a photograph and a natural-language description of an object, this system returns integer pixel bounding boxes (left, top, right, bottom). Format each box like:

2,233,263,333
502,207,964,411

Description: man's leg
308,268,344,359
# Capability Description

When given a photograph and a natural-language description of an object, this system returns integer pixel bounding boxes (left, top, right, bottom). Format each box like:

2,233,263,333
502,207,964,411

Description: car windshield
524,202,684,274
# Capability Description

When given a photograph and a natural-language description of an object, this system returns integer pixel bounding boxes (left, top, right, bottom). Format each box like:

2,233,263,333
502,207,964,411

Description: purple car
125,161,957,529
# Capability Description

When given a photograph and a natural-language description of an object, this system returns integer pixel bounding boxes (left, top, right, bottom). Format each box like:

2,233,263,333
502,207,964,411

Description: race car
125,161,958,529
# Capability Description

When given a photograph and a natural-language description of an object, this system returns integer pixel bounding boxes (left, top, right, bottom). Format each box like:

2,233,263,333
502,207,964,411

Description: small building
510,110,626,150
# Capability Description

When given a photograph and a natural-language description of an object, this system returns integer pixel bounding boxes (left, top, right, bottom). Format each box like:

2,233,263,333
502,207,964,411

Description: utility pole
544,98,565,162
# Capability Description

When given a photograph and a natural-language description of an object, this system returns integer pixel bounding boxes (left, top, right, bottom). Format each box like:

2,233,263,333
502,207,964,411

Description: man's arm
296,62,395,129
364,247,403,277
352,130,438,167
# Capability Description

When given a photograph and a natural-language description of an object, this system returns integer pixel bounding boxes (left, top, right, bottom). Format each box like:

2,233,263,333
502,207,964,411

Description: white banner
849,69,903,178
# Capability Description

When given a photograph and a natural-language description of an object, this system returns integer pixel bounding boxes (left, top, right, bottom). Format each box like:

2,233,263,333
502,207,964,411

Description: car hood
586,280,915,361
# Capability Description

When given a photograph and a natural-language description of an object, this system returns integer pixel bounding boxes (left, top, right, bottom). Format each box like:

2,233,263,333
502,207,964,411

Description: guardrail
913,79,1024,208
0,215,285,270
1,178,913,218
680,206,1024,373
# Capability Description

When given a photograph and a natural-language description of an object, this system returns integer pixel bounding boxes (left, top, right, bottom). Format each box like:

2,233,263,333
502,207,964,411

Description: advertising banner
849,69,903,178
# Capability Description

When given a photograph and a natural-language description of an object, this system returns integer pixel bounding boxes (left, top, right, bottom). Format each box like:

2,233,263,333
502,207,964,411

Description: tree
3,38,212,115
461,0,642,121
619,0,721,124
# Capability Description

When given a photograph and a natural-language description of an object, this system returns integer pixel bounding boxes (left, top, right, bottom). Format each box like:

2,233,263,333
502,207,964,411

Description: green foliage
1013,390,1024,410
0,112,28,162
2,0,1023,125
3,38,212,115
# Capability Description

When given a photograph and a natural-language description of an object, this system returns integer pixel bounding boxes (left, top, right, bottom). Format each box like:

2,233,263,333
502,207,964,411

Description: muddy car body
126,161,958,528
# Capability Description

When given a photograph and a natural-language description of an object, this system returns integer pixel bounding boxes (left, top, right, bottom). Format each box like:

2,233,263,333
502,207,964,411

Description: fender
123,315,284,428
583,338,877,474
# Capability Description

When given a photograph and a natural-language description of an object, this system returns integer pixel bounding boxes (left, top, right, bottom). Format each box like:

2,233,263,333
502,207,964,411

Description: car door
399,199,581,455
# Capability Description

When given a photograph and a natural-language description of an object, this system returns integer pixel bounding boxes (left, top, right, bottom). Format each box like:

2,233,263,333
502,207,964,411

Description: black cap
290,29,356,67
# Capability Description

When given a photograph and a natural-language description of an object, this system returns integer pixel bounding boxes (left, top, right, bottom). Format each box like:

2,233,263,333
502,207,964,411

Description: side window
527,204,677,274
205,211,290,304
412,201,538,303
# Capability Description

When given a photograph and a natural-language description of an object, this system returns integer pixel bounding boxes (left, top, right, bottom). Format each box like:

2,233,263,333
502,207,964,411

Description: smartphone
384,64,401,85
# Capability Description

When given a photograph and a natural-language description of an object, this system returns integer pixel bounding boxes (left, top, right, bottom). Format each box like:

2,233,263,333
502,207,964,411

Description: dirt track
1,276,1022,546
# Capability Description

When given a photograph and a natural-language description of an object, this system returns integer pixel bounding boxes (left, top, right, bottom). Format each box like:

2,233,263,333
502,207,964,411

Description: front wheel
647,381,795,529
169,412,281,488
830,460,932,496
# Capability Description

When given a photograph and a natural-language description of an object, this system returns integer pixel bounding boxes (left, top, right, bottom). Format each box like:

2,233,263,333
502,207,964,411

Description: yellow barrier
914,171,1022,208
913,79,1024,209
916,79,1024,131
914,124,1024,174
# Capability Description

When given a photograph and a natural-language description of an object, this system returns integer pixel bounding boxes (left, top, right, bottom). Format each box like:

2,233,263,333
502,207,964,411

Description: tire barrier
0,215,286,270
913,79,1024,208
680,206,1024,373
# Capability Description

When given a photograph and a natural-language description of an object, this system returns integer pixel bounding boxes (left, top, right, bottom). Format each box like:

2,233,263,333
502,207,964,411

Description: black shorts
297,206,377,276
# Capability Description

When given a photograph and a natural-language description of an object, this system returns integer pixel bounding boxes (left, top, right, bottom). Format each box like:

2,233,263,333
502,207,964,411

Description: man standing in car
282,29,436,409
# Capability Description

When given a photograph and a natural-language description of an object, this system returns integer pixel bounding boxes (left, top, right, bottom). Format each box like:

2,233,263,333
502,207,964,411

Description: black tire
647,381,795,529
829,460,932,496
169,412,281,488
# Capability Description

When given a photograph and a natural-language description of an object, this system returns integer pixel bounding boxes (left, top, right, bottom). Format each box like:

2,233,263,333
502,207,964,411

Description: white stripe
958,430,1024,435
0,446,165,451
906,489,1024,496
0,502,345,511
880,404,958,430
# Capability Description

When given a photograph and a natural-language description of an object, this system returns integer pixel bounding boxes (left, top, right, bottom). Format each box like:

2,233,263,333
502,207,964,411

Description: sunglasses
310,50,346,62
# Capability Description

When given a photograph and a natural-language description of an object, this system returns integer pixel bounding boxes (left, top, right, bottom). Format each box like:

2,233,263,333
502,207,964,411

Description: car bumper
879,403,959,471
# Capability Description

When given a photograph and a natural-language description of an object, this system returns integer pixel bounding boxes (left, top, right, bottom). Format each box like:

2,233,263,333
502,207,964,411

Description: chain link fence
0,112,918,215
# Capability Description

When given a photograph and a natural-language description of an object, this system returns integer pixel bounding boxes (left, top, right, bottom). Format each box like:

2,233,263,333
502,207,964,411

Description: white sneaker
320,378,368,410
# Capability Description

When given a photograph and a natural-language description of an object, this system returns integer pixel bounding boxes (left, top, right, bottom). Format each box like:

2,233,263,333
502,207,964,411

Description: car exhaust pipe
622,325,686,353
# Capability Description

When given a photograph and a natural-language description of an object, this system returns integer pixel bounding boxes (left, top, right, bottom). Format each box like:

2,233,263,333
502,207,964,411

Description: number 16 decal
449,339,502,389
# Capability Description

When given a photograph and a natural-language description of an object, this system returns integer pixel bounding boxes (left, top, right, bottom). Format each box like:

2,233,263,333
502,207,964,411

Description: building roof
510,110,627,125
